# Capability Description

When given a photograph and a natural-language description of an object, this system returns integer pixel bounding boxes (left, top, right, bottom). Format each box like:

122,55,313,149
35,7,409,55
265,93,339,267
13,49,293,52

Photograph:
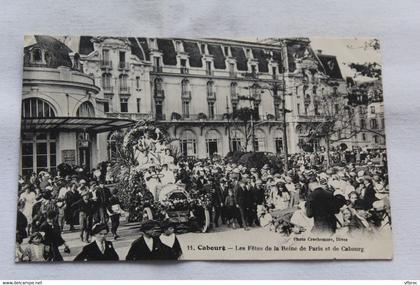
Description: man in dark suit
233,176,249,231
359,176,377,210
64,183,80,231
126,220,161,261
305,174,346,234
74,223,119,261
40,211,70,261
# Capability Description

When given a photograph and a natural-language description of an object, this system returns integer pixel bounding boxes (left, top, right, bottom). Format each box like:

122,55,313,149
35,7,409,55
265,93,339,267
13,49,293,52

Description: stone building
68,36,355,160
20,36,133,176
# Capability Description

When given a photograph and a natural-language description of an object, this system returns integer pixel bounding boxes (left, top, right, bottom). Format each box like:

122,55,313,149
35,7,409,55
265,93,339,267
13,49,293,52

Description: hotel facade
19,36,385,175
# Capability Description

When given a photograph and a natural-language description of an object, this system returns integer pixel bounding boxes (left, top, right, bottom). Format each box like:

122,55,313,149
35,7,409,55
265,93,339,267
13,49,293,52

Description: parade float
109,121,211,233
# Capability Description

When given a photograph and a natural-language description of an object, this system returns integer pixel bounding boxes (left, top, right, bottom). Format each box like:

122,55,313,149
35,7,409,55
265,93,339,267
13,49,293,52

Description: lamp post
226,96,232,152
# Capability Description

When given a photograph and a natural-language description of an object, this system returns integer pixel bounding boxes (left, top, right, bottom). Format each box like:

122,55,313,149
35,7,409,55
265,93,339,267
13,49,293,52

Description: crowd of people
15,144,390,261
168,148,390,236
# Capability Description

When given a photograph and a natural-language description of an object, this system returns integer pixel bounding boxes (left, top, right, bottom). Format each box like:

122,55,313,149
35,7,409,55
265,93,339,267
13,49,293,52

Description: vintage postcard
16,36,391,261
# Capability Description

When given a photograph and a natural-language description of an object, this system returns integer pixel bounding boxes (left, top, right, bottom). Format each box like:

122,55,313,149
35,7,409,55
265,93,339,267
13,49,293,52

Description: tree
231,107,259,151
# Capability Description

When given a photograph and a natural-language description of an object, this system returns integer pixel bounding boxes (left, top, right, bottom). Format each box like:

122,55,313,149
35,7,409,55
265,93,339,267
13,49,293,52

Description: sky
310,37,382,81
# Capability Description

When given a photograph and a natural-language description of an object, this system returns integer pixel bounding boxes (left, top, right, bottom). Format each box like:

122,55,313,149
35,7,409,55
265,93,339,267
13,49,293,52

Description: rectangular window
136,98,141,113
370,106,375,114
360,119,366,129
136,76,140,90
275,138,283,154
274,103,280,119
370,119,377,129
229,63,235,76
297,103,300,115
201,44,206,54
182,101,190,118
208,102,215,119
119,51,126,67
120,98,128,113
206,61,212,75
104,102,109,113
102,49,110,61
232,139,241,152
272,66,277,79
155,101,163,120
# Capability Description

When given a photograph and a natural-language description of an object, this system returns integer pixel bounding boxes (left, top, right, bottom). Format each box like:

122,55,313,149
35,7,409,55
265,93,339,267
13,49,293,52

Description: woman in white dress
19,185,37,233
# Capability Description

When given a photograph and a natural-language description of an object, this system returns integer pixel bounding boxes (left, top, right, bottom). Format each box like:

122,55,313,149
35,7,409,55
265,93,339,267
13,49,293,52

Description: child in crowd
23,232,49,262
224,189,237,228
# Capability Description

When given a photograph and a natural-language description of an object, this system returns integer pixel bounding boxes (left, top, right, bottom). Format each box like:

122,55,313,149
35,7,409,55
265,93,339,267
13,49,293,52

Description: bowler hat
139,220,160,232
91,223,108,236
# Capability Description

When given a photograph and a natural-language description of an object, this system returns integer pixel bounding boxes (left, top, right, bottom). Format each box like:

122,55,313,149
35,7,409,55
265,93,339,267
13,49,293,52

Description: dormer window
149,38,157,50
246,48,252,58
175,41,183,52
32,48,42,62
224,46,230,57
201,43,207,55
251,64,257,74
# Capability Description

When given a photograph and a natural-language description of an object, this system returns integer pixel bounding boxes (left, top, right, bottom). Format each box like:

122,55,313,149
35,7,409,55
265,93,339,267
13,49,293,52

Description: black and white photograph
15,35,391,261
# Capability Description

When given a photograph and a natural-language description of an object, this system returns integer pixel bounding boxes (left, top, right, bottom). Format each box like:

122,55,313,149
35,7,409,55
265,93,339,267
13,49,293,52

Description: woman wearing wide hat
74,223,119,261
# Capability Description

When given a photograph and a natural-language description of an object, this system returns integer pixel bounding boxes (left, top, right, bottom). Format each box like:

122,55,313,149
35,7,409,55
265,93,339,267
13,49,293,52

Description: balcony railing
119,86,131,95
106,112,153,121
153,66,163,73
172,114,225,121
102,86,114,94
100,60,112,69
118,62,129,70
180,67,189,74
206,70,214,76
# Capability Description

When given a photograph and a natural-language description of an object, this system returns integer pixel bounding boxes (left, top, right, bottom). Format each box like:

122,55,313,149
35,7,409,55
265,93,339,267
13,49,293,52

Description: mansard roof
78,36,94,55
317,54,343,80
24,35,73,69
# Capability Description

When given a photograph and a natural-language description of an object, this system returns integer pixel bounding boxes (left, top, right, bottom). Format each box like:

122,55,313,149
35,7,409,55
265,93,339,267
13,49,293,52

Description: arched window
206,130,221,157
22,98,55,118
76,101,95,117
107,131,121,161
180,130,197,157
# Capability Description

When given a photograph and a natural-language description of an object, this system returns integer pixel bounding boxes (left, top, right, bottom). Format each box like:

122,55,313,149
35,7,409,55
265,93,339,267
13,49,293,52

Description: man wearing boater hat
74,223,119,261
126,220,162,260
